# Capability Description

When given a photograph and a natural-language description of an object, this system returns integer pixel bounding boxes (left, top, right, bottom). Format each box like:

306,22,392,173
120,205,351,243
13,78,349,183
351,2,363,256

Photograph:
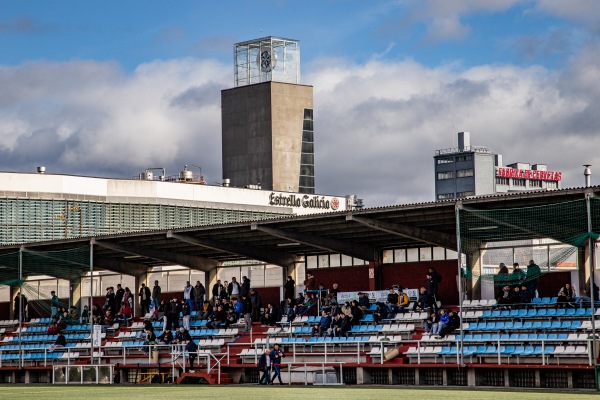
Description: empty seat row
465,320,582,331
480,308,595,319
386,311,428,322
64,324,91,332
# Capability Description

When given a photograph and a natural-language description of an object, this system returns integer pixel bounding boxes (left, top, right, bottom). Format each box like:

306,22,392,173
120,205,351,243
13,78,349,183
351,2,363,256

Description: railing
283,361,346,385
407,338,596,366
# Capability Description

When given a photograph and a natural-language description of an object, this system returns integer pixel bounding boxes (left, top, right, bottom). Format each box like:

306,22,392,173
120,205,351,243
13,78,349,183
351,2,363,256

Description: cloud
534,0,600,31
0,16,55,34
1,40,599,206
0,58,228,181
406,0,521,42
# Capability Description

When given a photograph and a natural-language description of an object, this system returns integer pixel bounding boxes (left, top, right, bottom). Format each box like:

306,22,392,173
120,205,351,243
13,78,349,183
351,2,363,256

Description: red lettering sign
496,167,562,181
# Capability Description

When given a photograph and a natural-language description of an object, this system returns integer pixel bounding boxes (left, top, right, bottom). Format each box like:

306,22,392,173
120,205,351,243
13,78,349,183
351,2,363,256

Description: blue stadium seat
532,321,543,330
517,309,528,318
546,309,557,317
565,308,576,317
491,310,501,318
522,345,535,356
481,310,492,319
541,321,552,330
513,321,523,330
540,297,551,305
526,309,537,318
537,309,547,317
509,310,519,318
549,297,558,304
571,321,582,329
555,309,566,317
531,298,541,304
500,310,510,318
522,321,534,330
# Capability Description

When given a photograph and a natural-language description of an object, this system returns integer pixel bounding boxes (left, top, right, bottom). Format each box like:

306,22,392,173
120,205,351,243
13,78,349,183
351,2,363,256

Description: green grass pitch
0,385,597,399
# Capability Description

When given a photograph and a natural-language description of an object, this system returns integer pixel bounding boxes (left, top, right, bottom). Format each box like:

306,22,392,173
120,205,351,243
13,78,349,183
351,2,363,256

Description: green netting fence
459,197,600,286
0,246,91,318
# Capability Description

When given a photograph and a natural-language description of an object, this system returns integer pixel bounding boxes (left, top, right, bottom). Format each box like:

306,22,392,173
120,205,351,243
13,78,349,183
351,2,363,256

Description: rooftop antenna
584,164,591,187
192,165,206,184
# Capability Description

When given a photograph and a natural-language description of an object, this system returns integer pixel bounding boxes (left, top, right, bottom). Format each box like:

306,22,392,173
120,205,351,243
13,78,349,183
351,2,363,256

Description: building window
457,191,475,198
456,169,474,178
496,178,509,185
513,179,526,187
546,181,558,189
437,193,455,200
456,155,473,162
437,171,454,180
436,157,453,164
299,108,315,194
530,180,542,188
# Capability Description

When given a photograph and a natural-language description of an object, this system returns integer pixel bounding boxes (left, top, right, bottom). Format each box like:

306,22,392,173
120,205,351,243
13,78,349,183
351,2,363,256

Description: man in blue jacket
311,311,332,337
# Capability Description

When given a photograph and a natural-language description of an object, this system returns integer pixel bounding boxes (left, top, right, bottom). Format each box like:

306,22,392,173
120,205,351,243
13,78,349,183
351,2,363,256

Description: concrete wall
474,152,496,195
221,81,313,193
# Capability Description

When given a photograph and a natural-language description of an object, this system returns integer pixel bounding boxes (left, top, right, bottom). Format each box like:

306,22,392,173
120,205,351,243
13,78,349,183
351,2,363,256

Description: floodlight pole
585,193,597,371
455,202,465,367
18,247,23,369
90,239,94,365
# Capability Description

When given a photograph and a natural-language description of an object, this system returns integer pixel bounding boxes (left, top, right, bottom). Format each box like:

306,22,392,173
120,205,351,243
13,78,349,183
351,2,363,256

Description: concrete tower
221,37,315,193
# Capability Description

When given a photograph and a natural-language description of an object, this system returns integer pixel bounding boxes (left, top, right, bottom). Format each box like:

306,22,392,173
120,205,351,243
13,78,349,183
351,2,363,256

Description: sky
1,0,599,207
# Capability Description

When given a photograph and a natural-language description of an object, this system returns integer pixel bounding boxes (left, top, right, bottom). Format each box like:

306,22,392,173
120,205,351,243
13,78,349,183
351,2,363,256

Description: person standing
181,299,191,331
183,281,195,311
228,277,241,301
50,290,60,318
425,274,439,311
283,276,295,302
139,283,151,315
186,337,198,373
258,349,272,385
115,284,125,309
241,276,251,298
241,294,252,332
512,263,526,285
526,260,541,300
250,289,262,322
270,344,285,385
304,273,316,292
194,281,206,311
152,280,161,311
212,279,224,302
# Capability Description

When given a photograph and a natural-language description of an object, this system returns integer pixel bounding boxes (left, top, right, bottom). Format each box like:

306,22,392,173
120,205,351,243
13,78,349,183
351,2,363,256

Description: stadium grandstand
0,185,598,389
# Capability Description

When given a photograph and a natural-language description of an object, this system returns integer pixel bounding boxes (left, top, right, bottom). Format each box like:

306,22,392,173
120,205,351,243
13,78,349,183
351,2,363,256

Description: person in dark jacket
194,281,206,311
186,338,198,373
437,310,460,339
250,290,262,322
242,295,253,331
167,298,180,330
283,276,295,301
115,284,125,309
270,344,285,384
152,280,161,311
139,283,151,315
258,349,272,385
212,280,224,302
241,276,251,298
425,274,439,311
